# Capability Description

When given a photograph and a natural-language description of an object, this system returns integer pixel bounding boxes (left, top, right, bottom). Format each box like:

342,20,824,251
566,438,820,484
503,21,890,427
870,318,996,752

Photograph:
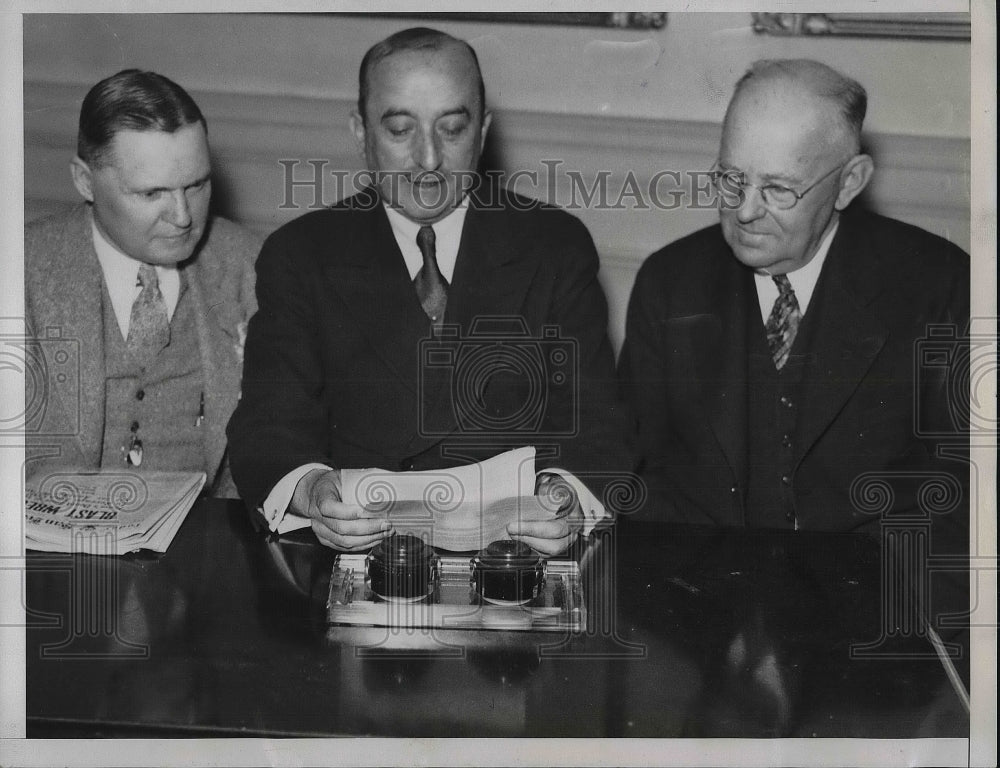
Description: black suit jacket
229,188,634,512
619,209,969,535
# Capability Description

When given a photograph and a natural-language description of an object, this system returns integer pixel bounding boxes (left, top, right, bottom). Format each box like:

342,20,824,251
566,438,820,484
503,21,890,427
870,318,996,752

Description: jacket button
136,389,145,401
400,459,414,471
781,475,791,485
730,485,738,494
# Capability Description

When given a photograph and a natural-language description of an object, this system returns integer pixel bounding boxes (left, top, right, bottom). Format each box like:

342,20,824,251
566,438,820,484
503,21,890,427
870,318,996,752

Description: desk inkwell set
326,534,585,633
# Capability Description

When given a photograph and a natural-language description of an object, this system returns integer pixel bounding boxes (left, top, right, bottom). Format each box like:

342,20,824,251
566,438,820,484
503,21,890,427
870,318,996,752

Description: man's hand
291,468,392,551
508,472,584,556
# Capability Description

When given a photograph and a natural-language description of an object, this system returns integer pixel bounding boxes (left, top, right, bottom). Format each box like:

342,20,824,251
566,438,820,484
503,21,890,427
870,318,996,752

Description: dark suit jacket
228,188,634,512
24,204,259,496
618,209,969,535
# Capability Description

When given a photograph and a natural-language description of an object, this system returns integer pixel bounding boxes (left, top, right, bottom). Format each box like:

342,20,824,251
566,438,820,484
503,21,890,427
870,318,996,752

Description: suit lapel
793,216,889,464
324,203,431,394
417,199,542,438
447,201,540,325
689,253,752,488
29,206,108,467
323,197,542,442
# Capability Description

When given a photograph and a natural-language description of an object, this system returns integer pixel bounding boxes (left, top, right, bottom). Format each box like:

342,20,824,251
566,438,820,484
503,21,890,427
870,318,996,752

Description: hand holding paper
340,447,574,553
278,447,605,553
508,472,584,555
293,467,392,552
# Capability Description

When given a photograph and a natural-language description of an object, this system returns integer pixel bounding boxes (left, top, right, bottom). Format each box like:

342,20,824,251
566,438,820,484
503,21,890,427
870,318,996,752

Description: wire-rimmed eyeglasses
710,160,848,210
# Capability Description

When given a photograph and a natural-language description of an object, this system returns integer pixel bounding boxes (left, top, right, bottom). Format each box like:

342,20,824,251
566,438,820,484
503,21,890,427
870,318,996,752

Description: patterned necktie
414,225,448,333
127,263,170,367
765,274,801,370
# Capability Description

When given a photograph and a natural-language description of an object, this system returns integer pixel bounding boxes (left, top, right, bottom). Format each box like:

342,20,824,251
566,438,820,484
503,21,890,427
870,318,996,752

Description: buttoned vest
745,287,821,529
100,274,206,473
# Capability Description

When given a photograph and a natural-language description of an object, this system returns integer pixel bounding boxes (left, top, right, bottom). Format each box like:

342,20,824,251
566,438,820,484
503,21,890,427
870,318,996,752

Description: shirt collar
383,197,470,243
753,219,839,319
90,212,180,337
383,198,470,282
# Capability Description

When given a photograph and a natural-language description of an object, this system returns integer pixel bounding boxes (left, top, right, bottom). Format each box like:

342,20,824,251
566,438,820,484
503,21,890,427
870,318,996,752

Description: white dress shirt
753,220,839,323
91,217,180,340
260,201,605,538
384,199,468,283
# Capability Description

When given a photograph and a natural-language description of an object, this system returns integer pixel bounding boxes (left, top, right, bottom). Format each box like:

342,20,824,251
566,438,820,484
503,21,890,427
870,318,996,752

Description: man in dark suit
619,59,969,535
25,70,259,497
228,28,632,554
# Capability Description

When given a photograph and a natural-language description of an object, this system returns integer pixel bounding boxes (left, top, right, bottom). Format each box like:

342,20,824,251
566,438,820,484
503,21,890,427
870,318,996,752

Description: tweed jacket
24,204,260,496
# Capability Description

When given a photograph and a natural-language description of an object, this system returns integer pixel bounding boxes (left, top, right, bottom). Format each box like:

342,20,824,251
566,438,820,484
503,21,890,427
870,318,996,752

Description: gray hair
728,59,867,151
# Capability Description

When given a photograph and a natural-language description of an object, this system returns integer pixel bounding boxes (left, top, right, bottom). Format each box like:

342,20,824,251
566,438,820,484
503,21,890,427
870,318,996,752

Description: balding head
725,59,867,154
357,27,486,125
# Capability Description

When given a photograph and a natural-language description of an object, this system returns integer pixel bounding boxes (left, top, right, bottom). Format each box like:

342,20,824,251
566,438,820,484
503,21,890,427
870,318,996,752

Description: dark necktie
765,274,801,371
414,225,448,333
127,263,170,367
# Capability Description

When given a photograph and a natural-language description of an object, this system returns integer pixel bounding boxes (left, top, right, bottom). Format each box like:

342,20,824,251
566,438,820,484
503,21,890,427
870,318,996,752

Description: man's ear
70,156,95,203
480,109,493,153
834,153,874,211
348,110,367,156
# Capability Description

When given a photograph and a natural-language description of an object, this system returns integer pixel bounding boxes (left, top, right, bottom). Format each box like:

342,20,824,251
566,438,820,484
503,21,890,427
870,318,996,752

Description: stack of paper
341,446,558,551
24,470,205,555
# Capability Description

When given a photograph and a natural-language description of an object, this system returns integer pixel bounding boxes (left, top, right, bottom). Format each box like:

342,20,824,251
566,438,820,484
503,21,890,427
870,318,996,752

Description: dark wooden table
25,499,969,737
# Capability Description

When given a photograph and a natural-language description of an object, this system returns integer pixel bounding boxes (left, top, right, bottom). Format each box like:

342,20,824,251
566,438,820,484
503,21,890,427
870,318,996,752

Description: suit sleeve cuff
540,468,607,538
260,463,331,534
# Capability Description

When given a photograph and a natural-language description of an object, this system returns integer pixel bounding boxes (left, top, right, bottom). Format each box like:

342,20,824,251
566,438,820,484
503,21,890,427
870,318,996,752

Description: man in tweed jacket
24,70,259,497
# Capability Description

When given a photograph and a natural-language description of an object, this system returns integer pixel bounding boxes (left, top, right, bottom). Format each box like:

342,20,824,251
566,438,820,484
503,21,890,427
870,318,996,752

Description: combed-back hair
729,59,867,151
357,27,486,122
77,69,206,166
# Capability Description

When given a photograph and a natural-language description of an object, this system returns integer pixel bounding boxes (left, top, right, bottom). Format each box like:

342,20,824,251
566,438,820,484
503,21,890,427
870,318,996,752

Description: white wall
23,13,971,350
24,13,970,136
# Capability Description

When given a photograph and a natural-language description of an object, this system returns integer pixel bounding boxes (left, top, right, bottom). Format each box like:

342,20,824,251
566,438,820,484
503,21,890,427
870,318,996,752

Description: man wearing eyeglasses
618,59,969,533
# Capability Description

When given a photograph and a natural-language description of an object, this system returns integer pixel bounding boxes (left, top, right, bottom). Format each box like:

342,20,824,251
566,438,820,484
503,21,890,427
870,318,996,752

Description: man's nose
735,184,767,223
164,190,192,228
413,129,442,171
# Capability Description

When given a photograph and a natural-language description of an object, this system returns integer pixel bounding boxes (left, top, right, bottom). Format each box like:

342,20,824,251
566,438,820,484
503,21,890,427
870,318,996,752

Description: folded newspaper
24,470,205,555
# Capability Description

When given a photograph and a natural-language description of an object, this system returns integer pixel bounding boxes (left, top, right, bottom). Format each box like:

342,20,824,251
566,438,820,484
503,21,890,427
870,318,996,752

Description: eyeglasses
710,161,848,211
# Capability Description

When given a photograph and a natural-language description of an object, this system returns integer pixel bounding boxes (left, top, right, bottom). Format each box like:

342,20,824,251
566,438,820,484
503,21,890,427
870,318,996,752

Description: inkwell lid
370,533,433,568
473,539,544,571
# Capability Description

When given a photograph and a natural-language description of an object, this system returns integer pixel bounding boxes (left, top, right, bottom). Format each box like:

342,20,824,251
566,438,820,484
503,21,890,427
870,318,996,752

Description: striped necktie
414,225,448,334
127,263,171,367
765,274,801,370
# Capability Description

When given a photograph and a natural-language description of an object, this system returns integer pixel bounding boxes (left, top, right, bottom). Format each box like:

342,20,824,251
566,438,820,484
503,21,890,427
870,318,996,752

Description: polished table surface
25,499,969,737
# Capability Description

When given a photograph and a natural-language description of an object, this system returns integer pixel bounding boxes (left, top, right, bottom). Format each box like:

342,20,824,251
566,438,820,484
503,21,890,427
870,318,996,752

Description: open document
274,447,580,551
342,446,552,551
24,470,205,555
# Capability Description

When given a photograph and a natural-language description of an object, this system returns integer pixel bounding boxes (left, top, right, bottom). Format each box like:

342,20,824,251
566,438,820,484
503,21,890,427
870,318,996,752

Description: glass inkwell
470,539,546,606
366,533,438,602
